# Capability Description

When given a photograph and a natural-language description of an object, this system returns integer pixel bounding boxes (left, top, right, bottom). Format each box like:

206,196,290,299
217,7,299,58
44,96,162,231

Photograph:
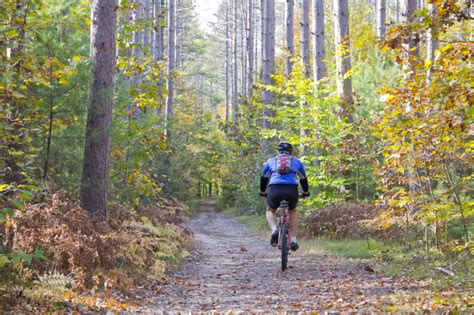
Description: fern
34,270,76,291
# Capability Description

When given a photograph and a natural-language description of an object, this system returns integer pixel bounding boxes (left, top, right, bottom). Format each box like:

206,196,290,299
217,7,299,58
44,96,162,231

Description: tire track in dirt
143,200,428,312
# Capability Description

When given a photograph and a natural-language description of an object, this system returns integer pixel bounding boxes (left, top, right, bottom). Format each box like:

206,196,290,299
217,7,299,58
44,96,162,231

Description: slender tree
241,0,247,97
233,0,239,121
225,1,230,121
262,0,275,155
426,2,438,80
80,0,118,219
313,0,326,83
166,0,176,135
376,0,386,40
403,0,418,58
247,0,255,95
300,0,311,78
333,0,353,118
285,0,294,77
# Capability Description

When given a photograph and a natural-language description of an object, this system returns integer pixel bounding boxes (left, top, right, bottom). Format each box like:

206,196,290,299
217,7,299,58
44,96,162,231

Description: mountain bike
276,198,291,271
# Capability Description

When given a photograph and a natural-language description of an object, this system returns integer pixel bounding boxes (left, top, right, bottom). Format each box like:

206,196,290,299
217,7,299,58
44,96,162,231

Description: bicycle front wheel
281,224,288,271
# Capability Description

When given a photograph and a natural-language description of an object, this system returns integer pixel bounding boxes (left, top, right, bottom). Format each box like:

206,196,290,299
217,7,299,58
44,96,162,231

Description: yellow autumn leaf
72,56,82,62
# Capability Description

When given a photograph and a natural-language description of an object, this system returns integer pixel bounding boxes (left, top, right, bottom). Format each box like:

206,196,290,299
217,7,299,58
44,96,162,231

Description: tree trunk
285,0,294,77
300,0,311,78
403,0,418,58
233,0,239,122
241,0,247,97
80,0,118,219
248,0,255,95
333,0,353,118
166,0,176,135
376,0,386,40
143,0,150,54
426,2,438,72
176,0,182,68
260,0,265,78
262,0,275,155
313,0,326,83
225,1,230,122
153,0,165,113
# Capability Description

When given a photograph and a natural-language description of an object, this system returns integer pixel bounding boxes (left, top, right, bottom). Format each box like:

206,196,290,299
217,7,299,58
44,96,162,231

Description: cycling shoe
290,241,299,251
270,230,278,246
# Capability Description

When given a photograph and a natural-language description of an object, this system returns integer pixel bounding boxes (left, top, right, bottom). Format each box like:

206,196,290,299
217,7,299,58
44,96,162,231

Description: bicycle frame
277,201,291,250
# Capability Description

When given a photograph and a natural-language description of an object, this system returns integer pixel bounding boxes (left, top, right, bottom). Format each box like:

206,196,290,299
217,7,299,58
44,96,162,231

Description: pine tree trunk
176,0,182,68
143,0,150,54
313,0,326,83
80,0,118,219
376,0,386,40
300,0,311,78
426,3,438,66
333,0,353,117
233,0,239,121
262,0,275,155
403,0,418,58
153,0,165,113
285,0,294,77
166,0,176,135
225,1,230,122
241,1,247,97
248,0,255,95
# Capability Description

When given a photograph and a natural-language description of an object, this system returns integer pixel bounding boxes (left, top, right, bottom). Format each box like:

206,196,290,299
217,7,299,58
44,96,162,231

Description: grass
301,237,395,259
224,208,473,288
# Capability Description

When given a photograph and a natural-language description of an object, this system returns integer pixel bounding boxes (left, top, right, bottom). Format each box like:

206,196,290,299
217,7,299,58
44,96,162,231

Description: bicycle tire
281,223,288,271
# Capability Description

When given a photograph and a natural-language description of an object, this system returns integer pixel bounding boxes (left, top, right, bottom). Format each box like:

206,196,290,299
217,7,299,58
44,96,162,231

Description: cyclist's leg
266,185,281,231
288,208,298,241
266,206,277,231
287,185,299,249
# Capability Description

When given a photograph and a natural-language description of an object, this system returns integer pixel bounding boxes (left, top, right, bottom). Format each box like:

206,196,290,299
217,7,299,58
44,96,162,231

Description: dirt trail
142,201,427,312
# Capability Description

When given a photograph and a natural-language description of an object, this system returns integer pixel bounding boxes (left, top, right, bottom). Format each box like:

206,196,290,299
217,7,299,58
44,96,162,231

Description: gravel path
143,201,427,312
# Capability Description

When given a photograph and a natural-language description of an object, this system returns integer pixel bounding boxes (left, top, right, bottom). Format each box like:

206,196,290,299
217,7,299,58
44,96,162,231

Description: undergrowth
1,191,192,311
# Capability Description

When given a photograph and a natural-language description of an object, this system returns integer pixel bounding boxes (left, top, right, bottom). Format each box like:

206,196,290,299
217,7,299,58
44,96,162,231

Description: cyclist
259,141,310,251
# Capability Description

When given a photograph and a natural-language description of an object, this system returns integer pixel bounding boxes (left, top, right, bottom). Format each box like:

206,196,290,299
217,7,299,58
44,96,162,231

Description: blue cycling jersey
261,155,307,186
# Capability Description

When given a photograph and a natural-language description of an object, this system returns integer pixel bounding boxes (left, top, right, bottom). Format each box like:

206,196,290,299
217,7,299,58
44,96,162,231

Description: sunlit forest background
1,0,472,311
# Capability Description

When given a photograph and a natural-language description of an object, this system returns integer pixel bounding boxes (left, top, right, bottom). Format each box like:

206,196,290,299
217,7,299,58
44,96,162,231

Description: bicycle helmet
277,141,293,154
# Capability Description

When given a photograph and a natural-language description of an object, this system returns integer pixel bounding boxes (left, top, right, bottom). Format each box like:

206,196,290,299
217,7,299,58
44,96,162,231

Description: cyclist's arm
260,162,271,192
297,162,309,194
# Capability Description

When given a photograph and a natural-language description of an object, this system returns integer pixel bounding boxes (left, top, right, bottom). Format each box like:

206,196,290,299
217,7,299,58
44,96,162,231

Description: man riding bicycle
259,141,310,251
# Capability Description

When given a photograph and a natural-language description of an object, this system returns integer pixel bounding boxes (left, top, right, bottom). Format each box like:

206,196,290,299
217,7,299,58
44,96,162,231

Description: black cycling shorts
267,184,299,210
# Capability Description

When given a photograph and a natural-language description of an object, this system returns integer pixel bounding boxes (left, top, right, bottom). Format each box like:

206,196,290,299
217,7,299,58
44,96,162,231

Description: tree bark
403,0,418,58
225,1,230,122
285,0,294,77
241,0,247,97
248,0,255,95
233,0,239,121
426,3,438,66
166,0,176,135
176,0,182,68
333,0,353,117
313,0,326,83
262,0,275,155
80,0,118,219
300,0,311,78
376,0,386,40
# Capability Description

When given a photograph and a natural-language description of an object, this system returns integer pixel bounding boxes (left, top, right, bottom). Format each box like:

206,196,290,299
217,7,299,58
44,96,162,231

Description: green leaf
9,199,24,210
2,208,14,218
32,249,46,261
0,255,9,268
19,189,33,200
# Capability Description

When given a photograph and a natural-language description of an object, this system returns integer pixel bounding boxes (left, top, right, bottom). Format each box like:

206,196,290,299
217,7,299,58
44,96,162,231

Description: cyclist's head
277,141,293,155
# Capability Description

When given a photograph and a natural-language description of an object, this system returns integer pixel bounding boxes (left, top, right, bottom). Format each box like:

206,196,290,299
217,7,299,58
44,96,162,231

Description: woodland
0,0,473,312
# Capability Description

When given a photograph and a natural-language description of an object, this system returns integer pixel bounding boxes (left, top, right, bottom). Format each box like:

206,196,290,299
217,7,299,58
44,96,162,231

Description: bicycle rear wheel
281,224,288,271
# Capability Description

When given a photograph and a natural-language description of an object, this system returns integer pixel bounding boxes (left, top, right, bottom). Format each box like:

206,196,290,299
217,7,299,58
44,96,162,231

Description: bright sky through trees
195,0,219,32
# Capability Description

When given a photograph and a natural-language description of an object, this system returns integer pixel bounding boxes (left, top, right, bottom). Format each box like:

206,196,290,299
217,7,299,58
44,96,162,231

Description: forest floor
133,200,469,312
